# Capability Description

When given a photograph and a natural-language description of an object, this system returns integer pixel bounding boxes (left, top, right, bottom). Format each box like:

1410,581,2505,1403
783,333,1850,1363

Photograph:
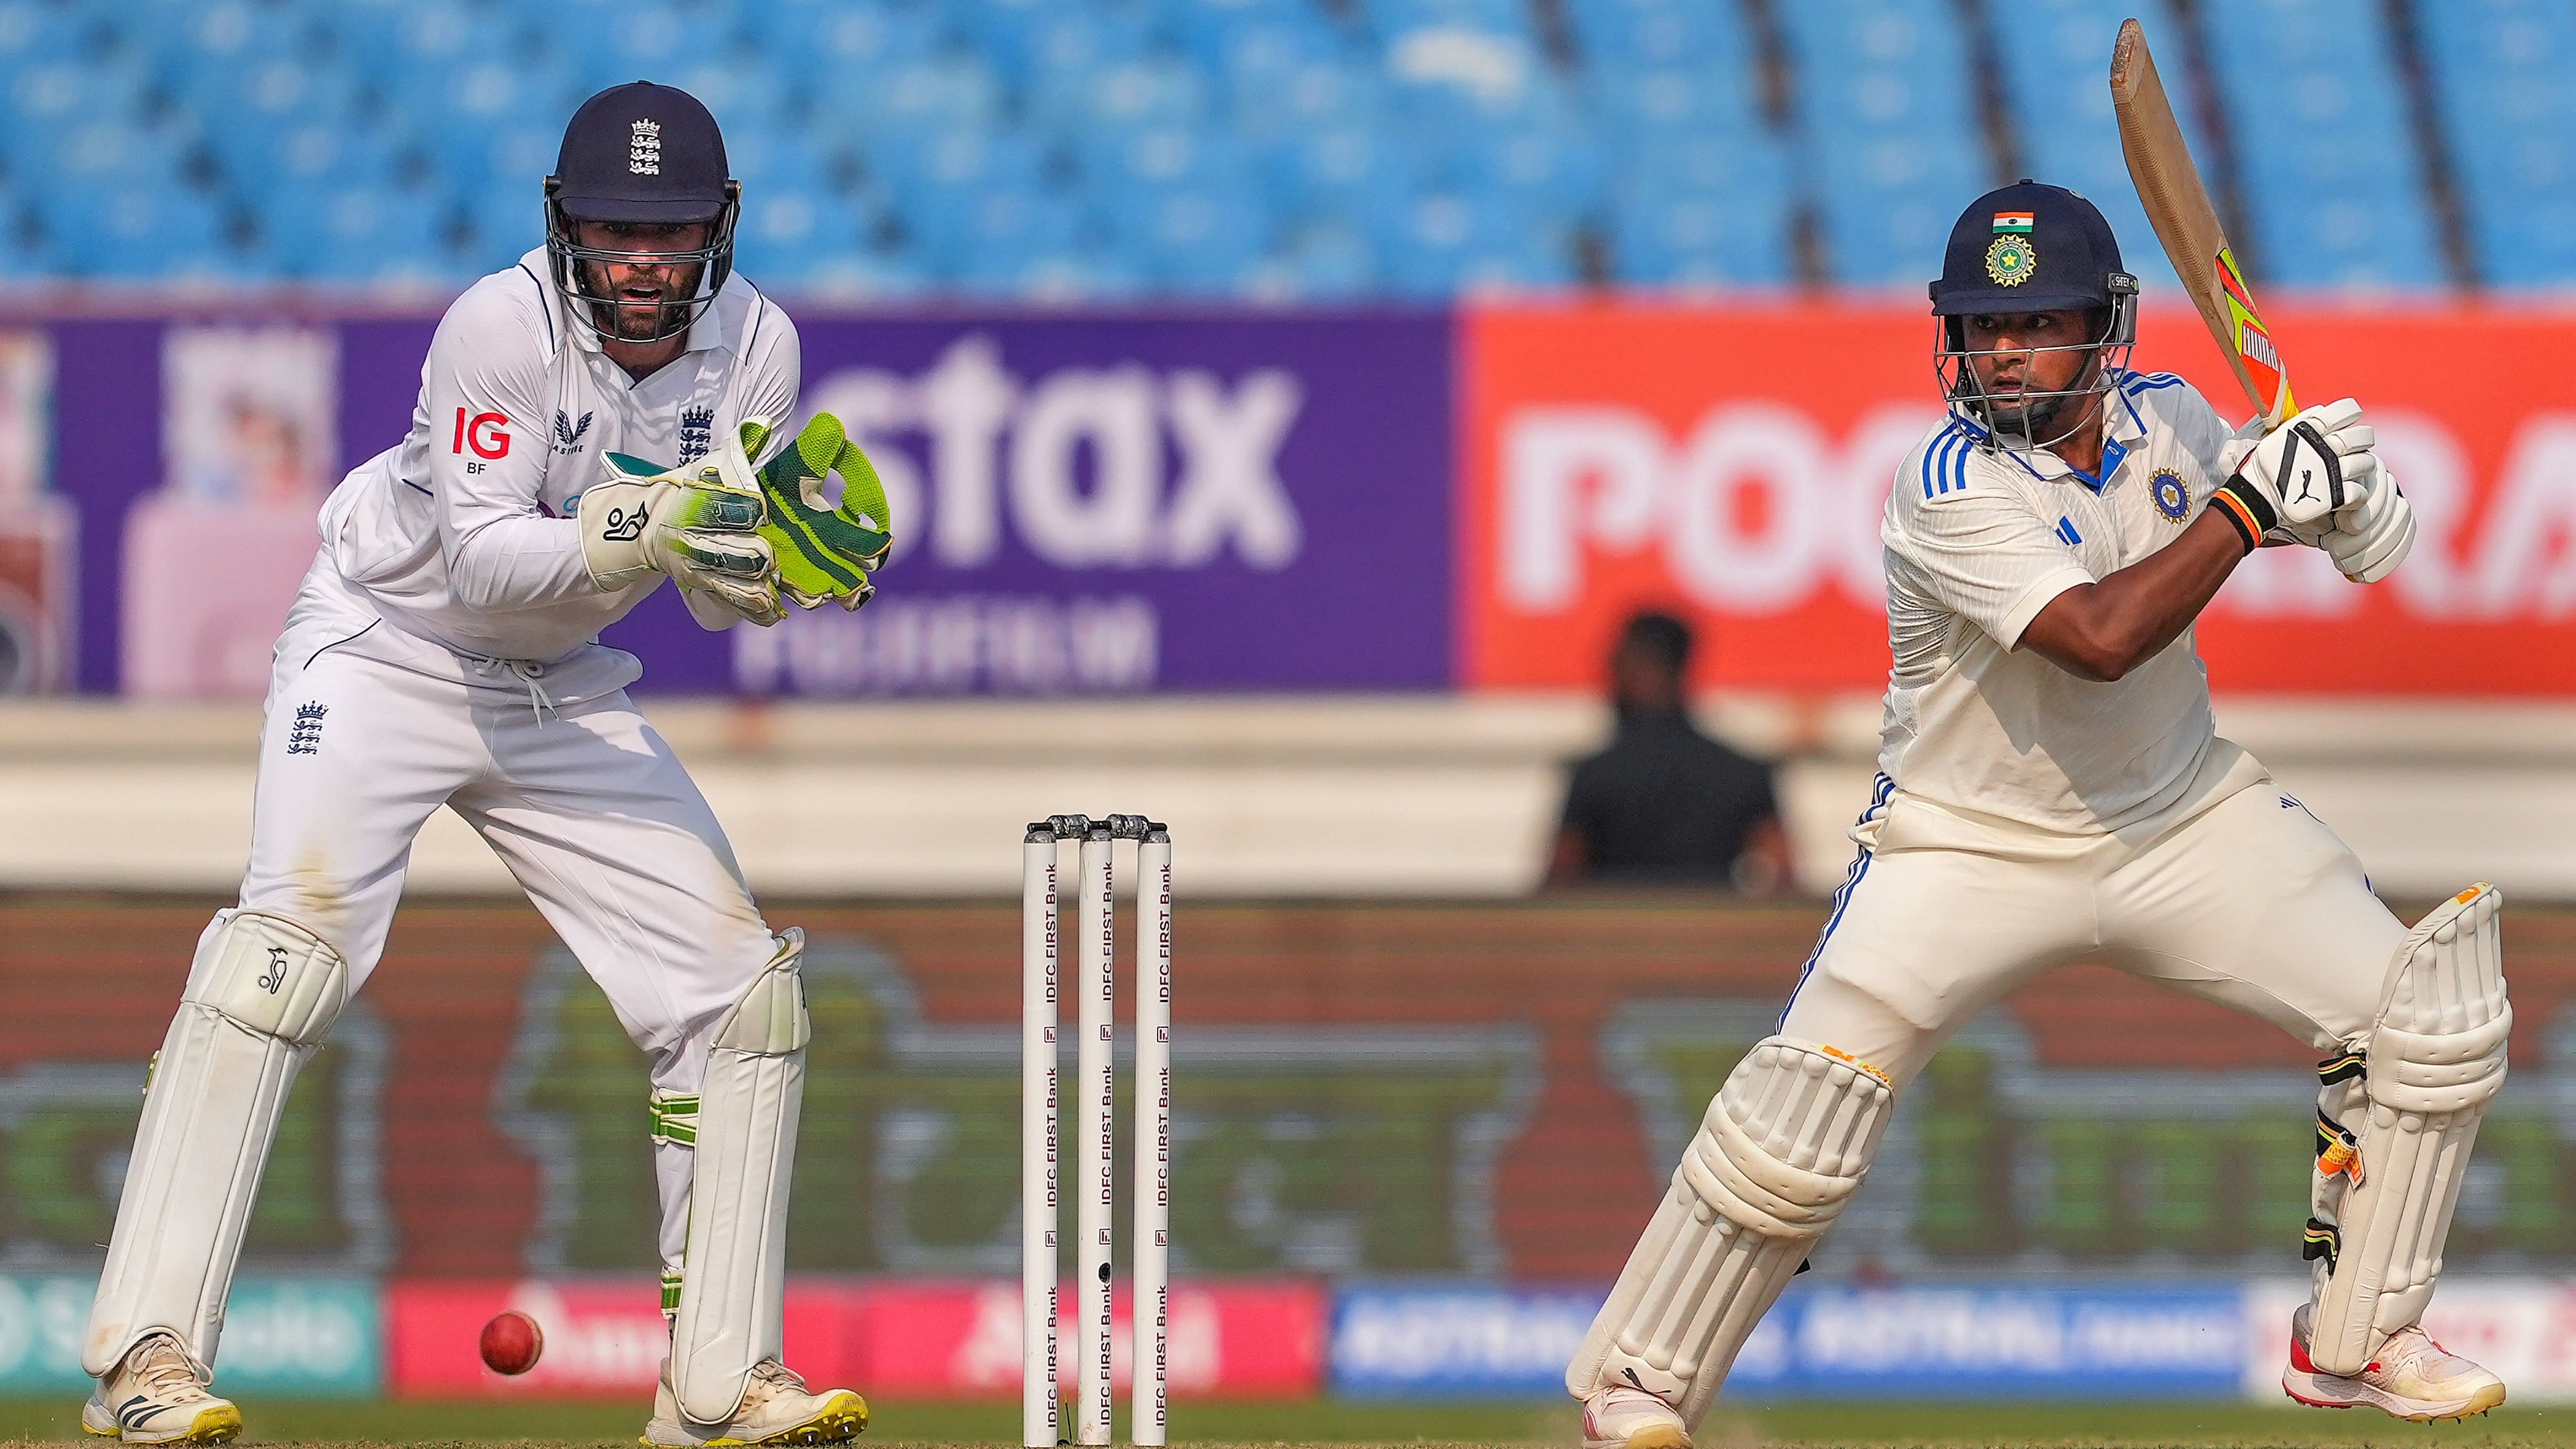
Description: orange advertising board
1460,300,2576,694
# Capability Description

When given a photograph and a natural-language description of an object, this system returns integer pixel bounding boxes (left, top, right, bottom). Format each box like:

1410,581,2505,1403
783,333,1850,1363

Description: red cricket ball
479,1310,544,1376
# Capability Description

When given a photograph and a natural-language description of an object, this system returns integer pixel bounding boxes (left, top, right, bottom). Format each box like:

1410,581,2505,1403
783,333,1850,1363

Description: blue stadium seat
0,0,104,68
7,57,151,166
462,182,548,270
735,188,875,286
1118,178,1272,294
1375,184,1576,296
974,5,1156,96
1166,0,1344,74
560,2,740,101
255,121,405,194
26,111,173,195
860,125,1047,212
1230,48,1386,153
1261,214,1378,298
44,181,231,279
1046,51,1211,135
752,0,944,80
1589,62,1765,149
357,1,559,127
1607,131,1793,286
1367,0,1537,43
1270,115,1421,234
1987,0,2189,302
795,245,932,300
1562,0,1750,70
267,184,454,282
185,57,369,184
726,124,839,201
2199,0,2443,288
912,181,1088,288
2418,0,2576,286
1199,10,1349,118
1473,120,1604,215
149,0,329,70
1777,0,1989,287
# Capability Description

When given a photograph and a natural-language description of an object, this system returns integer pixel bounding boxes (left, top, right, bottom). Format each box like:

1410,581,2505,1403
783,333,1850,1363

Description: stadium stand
1774,0,1987,288
1987,0,2190,302
2416,0,2576,288
2195,0,2443,288
0,0,2527,296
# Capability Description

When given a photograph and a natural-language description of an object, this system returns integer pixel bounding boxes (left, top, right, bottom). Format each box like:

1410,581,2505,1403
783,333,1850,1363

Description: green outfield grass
0,1397,2568,1448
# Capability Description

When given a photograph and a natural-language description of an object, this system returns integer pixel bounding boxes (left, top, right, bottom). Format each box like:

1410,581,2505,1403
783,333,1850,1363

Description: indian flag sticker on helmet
1992,211,2036,233
1986,233,2036,286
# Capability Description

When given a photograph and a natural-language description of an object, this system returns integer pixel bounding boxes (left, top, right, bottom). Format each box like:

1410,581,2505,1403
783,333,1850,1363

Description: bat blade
2109,16,2295,426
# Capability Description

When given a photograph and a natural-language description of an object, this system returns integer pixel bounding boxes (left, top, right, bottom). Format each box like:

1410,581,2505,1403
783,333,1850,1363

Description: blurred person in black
1546,610,1790,890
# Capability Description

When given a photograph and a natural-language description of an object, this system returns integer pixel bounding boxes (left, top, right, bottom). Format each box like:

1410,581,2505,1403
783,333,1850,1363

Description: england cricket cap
550,81,731,223
1930,180,2134,315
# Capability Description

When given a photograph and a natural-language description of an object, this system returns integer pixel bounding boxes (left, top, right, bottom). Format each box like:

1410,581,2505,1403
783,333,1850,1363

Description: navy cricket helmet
544,81,741,345
1930,180,2140,446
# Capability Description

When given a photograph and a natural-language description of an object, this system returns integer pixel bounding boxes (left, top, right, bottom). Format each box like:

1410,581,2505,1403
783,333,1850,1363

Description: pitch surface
0,1399,2567,1447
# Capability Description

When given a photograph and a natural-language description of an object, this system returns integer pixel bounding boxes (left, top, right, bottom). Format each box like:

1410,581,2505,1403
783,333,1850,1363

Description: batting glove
2209,397,2374,553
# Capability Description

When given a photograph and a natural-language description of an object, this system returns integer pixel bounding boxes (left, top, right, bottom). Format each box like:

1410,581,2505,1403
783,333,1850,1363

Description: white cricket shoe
1579,1385,1691,1449
80,1332,242,1444
2282,1303,2506,1422
642,1357,867,1447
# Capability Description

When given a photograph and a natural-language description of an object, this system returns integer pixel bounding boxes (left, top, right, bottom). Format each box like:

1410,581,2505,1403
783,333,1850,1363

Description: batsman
1570,182,2504,1449
80,83,887,1445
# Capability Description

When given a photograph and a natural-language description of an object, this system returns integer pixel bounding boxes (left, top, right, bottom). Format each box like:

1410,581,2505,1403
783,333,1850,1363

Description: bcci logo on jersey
2151,467,2190,522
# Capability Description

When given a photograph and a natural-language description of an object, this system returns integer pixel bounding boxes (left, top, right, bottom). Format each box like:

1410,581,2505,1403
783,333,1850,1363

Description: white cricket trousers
1780,740,2406,1089
233,592,779,1276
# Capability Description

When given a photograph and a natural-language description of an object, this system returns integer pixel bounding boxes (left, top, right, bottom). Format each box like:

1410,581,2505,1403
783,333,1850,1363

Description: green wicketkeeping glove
737,414,893,611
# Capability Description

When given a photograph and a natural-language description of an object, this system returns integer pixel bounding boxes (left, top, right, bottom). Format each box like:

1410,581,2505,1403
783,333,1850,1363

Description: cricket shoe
1580,1385,1690,1449
643,1357,867,1447
2282,1303,2506,1422
80,1332,242,1444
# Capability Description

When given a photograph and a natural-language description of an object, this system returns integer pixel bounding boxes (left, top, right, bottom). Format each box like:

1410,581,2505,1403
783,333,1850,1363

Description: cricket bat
2109,17,2296,429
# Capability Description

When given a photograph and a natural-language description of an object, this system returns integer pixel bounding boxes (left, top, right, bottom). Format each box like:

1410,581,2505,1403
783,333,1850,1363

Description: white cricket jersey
310,247,800,670
1877,371,2242,834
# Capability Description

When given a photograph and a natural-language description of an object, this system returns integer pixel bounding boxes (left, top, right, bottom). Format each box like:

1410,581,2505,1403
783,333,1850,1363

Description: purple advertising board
27,306,1454,697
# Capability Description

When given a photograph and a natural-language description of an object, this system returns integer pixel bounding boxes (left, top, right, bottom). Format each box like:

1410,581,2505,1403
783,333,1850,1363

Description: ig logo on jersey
451,408,511,470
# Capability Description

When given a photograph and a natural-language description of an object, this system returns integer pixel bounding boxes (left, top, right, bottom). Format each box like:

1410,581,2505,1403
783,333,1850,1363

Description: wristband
2207,477,2276,555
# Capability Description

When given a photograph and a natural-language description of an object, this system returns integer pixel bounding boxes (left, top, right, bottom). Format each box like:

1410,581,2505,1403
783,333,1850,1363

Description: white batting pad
84,910,349,1377
670,929,811,1425
1567,1036,1894,1426
2309,885,2508,1377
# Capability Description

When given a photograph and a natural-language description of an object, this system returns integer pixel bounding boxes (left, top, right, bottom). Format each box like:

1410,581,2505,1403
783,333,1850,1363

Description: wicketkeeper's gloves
577,446,785,626
738,414,893,611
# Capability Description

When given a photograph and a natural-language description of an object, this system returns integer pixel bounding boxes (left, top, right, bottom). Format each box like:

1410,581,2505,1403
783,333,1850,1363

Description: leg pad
1568,1037,1894,1426
83,911,348,1376
670,930,811,1425
2310,885,2508,1376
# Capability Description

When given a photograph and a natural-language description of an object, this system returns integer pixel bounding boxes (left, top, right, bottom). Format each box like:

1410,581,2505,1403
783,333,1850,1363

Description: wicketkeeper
1571,182,2502,1449
81,82,888,1446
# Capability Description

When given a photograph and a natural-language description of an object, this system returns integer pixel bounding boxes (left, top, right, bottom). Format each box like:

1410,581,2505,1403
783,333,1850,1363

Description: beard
579,261,707,342
1971,358,2101,442
1983,388,2070,438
